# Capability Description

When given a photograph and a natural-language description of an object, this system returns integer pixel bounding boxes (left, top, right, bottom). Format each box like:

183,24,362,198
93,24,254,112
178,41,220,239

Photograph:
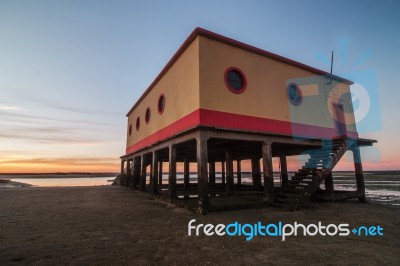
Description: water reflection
10,177,112,187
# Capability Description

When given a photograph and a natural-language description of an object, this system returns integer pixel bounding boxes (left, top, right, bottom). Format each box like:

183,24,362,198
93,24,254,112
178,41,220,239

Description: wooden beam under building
262,142,274,201
352,146,366,202
197,136,209,214
237,160,242,186
169,144,177,199
151,151,159,194
184,158,190,189
225,150,234,193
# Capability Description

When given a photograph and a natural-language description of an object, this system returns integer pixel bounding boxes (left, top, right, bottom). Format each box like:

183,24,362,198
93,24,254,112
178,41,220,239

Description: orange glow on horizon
1,155,398,174
0,157,120,173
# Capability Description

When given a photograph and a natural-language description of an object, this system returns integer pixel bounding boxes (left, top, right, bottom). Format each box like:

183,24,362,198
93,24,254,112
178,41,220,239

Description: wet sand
0,186,399,265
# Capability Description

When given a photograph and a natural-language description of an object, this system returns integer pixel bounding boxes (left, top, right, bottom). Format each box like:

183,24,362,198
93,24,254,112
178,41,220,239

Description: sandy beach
0,186,398,265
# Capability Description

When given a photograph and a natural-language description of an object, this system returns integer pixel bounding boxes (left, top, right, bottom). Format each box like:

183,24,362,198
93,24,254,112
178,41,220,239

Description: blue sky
0,0,399,172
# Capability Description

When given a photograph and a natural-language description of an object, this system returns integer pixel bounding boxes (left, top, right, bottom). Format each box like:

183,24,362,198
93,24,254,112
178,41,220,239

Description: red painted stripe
199,109,358,139
199,109,292,135
126,109,359,155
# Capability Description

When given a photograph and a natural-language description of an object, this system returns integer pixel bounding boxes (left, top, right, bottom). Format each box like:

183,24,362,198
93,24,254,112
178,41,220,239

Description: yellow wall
198,36,357,134
126,37,200,148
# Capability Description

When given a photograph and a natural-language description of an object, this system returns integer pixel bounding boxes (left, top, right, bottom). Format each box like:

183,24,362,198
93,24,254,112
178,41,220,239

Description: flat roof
127,27,353,116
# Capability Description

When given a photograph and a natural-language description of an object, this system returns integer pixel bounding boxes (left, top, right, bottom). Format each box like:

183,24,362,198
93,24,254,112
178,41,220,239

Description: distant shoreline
0,173,118,179
1,170,399,177
0,172,118,175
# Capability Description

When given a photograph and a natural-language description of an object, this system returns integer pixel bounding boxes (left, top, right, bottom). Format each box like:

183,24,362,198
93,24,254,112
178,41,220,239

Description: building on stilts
120,28,376,213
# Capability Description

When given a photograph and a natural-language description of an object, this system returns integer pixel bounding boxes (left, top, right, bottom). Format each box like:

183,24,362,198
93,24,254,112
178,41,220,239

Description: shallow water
5,176,113,187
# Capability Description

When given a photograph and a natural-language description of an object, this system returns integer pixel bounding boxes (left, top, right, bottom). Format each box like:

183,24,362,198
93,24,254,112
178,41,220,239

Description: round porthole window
158,94,165,114
128,124,132,136
145,107,151,124
287,83,303,106
136,117,140,130
224,67,247,94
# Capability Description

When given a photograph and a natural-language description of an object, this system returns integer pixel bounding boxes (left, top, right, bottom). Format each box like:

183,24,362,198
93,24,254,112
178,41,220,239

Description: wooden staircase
274,139,348,211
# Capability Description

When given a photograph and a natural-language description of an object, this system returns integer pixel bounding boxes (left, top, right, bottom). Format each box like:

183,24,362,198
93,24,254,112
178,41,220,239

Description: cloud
0,132,101,145
5,88,123,116
0,157,118,165
0,109,117,126
0,157,120,173
0,105,23,111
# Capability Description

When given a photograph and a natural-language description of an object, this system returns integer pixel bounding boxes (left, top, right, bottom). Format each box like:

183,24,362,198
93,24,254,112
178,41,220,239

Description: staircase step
300,167,315,171
310,155,331,160
291,177,313,183
301,166,319,171
292,176,312,181
307,162,331,167
293,176,313,181
307,159,327,163
305,162,325,167
285,184,308,188
308,157,329,161
309,155,330,160
290,180,314,184
294,172,308,177
305,163,332,168
282,188,303,193
309,155,332,160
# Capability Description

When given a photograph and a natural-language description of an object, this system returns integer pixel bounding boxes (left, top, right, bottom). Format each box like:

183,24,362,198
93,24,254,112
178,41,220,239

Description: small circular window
224,67,247,94
128,124,132,136
145,107,151,124
287,83,303,106
158,94,165,114
136,117,140,130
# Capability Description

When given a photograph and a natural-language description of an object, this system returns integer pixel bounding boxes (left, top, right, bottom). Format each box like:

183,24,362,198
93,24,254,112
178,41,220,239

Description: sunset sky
1,0,399,173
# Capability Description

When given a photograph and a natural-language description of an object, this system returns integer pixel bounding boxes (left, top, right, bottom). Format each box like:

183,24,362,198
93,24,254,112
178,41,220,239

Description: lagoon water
10,176,113,187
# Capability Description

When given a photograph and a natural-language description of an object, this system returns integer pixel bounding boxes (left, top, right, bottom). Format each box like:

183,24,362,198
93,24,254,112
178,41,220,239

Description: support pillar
197,136,209,214
225,150,234,193
184,158,190,190
133,157,140,189
251,157,261,188
279,154,288,186
262,142,274,201
140,155,146,191
352,146,366,202
237,160,242,186
151,151,159,194
120,160,125,186
324,171,334,201
149,163,153,185
221,161,226,185
158,161,163,186
169,144,177,199
126,159,132,188
209,162,216,186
